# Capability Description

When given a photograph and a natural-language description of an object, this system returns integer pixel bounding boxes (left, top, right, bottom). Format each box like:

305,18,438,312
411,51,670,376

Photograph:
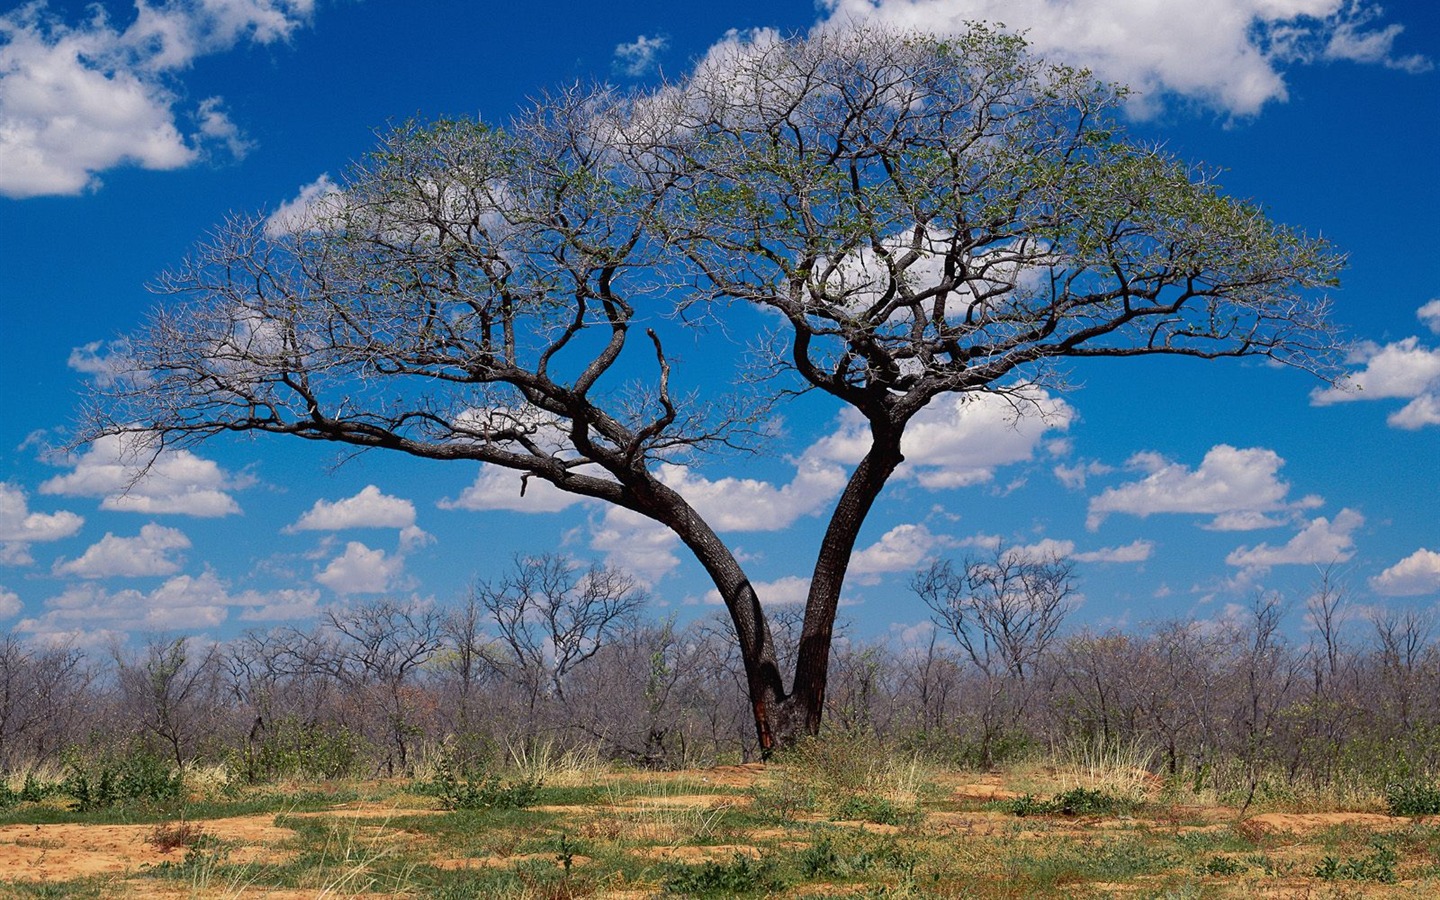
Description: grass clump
1004,786,1135,817
662,852,784,897
413,750,543,811
754,730,929,825
62,752,184,812
1313,837,1399,883
1386,778,1440,816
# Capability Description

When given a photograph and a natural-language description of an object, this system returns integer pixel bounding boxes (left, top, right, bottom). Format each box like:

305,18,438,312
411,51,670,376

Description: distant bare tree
1370,606,1434,734
914,545,1076,680
0,637,89,770
436,592,504,738
115,637,230,767
322,601,444,775
474,554,645,712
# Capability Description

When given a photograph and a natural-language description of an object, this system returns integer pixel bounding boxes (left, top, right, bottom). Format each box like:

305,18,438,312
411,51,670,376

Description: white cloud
588,507,681,586
315,541,402,595
1087,444,1316,530
17,569,322,640
850,523,949,580
1418,300,1440,334
1310,330,1440,429
818,0,1426,116
68,339,145,388
614,34,667,77
1388,394,1440,430
1369,548,1440,597
194,95,252,159
289,484,419,531
236,587,323,620
655,456,847,532
0,587,19,619
1313,336,1440,403
21,571,230,637
703,574,812,607
1074,539,1155,564
52,523,190,578
1008,536,1152,564
816,389,1073,489
263,173,342,237
1054,460,1113,491
0,482,84,549
1225,508,1364,569
0,0,314,198
39,433,243,517
442,466,593,513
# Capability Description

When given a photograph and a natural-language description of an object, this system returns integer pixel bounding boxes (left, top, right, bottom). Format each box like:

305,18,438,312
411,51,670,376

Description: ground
0,758,1436,898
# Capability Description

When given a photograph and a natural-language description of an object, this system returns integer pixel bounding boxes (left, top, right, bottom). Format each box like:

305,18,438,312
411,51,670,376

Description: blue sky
0,0,1437,647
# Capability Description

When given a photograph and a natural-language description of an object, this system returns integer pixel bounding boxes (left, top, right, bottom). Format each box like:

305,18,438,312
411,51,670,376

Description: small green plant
1004,787,1132,817
1386,778,1440,816
834,794,919,826
663,852,784,897
62,752,184,812
1313,838,1399,883
1195,855,1246,876
415,761,543,811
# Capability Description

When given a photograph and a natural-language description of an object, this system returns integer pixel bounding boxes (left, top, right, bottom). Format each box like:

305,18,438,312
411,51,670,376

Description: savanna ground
3,735,1439,899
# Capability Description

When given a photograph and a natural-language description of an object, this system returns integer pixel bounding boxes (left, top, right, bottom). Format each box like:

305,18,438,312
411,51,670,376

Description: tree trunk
789,431,905,739
632,424,904,754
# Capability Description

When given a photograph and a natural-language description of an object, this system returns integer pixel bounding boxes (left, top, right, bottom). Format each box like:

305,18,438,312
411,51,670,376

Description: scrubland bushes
3,571,1440,810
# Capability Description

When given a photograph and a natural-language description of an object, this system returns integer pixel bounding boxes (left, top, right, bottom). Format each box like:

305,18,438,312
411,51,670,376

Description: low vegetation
1,732,1439,897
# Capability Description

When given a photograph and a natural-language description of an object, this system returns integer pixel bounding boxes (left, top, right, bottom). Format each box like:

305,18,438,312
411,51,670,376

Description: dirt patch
0,814,298,882
432,851,592,870
1243,812,1397,835
618,794,745,809
633,843,762,863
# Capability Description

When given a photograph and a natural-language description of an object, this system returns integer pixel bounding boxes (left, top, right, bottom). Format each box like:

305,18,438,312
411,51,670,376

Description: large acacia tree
85,25,1340,752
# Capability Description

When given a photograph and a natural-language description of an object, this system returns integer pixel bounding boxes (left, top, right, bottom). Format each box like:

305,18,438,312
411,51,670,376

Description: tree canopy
85,24,1342,750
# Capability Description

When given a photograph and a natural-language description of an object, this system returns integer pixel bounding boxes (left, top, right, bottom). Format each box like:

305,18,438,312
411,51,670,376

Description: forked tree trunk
636,422,906,755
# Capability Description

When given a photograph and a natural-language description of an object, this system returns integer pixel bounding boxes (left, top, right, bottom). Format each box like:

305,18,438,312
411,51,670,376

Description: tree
913,545,1076,680
84,24,1341,752
474,553,646,712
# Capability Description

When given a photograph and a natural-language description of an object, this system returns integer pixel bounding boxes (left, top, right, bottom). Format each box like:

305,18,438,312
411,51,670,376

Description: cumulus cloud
315,541,403,595
1010,536,1153,564
614,34,667,76
442,466,593,514
1225,508,1364,569
1311,325,1440,429
1054,460,1114,491
818,0,1427,116
263,173,343,237
40,434,244,517
816,389,1073,489
655,456,847,532
18,569,322,641
22,571,226,638
0,587,19,618
1086,444,1319,530
52,523,190,578
703,574,812,607
1418,300,1440,334
1369,548,1440,597
235,587,323,620
0,0,314,198
1074,539,1154,564
588,507,681,586
0,483,85,561
289,485,419,532
67,339,145,388
850,523,950,580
